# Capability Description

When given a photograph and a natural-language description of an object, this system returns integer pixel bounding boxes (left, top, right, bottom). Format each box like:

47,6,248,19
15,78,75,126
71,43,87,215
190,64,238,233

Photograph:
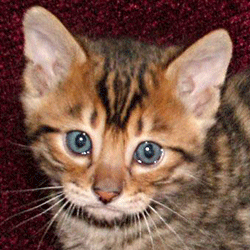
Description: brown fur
21,6,250,250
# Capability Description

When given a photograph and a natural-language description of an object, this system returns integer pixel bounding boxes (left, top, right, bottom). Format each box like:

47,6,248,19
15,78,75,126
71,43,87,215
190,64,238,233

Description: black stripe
90,109,98,127
96,71,111,121
220,103,250,150
204,125,222,173
138,62,148,96
28,125,60,144
120,64,149,128
113,71,120,114
111,73,132,127
149,69,159,87
168,146,196,163
119,72,132,113
218,103,250,184
235,72,250,108
68,103,82,117
122,92,142,128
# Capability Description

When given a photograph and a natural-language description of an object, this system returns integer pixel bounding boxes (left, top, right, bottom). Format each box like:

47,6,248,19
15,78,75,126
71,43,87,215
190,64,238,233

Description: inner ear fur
165,29,232,130
23,6,87,96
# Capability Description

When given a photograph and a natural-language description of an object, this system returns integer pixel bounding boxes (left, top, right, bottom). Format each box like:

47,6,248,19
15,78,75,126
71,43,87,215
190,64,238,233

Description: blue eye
134,141,163,165
66,131,92,155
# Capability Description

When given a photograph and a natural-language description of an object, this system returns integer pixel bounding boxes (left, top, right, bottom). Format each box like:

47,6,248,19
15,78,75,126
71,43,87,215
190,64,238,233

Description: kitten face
22,7,232,246
26,56,201,223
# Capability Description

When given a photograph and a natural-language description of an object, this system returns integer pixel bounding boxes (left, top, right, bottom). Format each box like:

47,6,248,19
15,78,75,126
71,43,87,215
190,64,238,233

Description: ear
23,6,86,96
165,29,232,130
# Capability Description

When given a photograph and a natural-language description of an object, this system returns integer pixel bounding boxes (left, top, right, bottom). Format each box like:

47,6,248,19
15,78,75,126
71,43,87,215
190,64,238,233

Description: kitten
21,6,250,250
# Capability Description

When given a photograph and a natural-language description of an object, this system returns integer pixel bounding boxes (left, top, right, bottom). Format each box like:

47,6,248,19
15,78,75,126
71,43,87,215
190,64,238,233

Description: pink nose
93,189,120,204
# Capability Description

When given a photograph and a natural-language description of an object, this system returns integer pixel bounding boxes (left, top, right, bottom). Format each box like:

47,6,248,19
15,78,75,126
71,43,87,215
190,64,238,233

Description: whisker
7,192,58,211
69,203,76,220
148,205,189,250
145,208,165,247
1,186,63,194
9,141,33,149
132,213,138,242
48,202,73,247
136,212,142,248
81,203,84,221
8,140,39,153
76,204,80,219
141,210,155,250
123,217,128,248
155,196,214,242
57,202,74,239
114,216,118,232
0,192,63,227
7,194,65,232
37,199,69,250
37,179,53,188
150,198,189,223
129,214,134,241
184,173,208,186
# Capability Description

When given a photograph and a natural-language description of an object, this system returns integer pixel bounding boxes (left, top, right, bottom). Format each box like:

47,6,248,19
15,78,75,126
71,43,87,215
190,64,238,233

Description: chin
86,205,126,221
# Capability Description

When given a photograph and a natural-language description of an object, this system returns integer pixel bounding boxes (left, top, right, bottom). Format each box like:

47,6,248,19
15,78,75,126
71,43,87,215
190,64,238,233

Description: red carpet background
1,0,250,249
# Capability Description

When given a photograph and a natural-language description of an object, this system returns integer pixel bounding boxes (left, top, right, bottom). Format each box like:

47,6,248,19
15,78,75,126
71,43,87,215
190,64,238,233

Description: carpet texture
1,0,250,249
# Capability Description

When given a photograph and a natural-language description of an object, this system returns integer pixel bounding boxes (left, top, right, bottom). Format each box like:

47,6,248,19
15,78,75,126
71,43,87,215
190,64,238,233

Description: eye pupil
144,144,154,158
75,134,86,148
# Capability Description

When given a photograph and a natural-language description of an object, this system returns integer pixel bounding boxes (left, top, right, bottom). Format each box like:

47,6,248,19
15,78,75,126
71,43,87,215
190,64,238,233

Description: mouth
59,197,153,229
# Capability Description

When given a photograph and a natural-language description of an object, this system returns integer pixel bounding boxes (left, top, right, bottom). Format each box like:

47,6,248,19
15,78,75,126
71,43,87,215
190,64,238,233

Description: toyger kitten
21,6,250,250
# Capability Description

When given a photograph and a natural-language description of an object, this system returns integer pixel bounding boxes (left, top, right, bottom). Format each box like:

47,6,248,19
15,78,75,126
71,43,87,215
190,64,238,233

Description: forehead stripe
138,62,148,96
96,71,111,120
96,60,149,129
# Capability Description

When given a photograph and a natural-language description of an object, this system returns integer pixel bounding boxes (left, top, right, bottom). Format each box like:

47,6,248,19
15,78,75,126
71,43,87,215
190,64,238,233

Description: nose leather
93,188,120,204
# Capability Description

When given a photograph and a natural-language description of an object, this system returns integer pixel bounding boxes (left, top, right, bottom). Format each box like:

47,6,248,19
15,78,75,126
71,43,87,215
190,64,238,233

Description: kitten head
22,7,232,223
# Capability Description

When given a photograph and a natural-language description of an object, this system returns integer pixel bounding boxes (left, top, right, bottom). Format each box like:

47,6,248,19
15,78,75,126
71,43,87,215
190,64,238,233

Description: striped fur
22,7,250,250
80,37,180,130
